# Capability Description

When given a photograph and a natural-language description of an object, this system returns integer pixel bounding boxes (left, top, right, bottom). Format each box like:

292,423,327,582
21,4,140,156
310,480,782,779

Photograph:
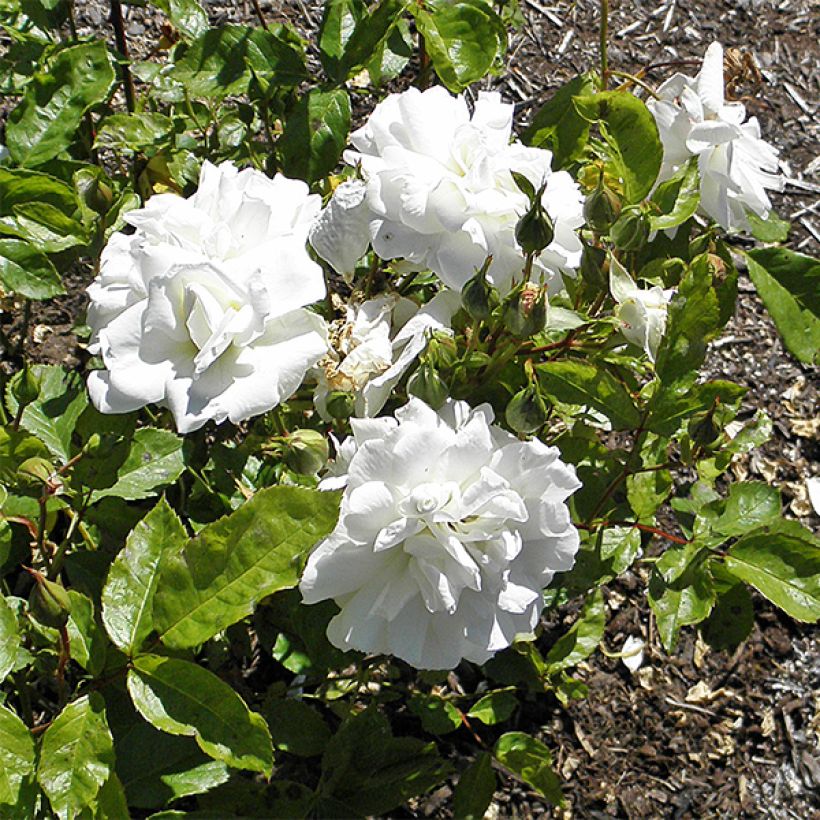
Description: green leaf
574,92,663,203
102,498,187,656
648,548,715,652
700,564,754,651
317,708,449,817
66,590,107,676
725,522,820,622
90,427,184,503
95,112,175,152
493,732,562,806
467,688,518,725
93,772,129,820
409,693,462,735
453,752,496,820
280,89,351,184
745,248,820,364
152,0,208,39
0,426,50,485
649,158,699,231
0,239,62,300
522,73,596,169
365,17,413,86
714,482,781,537
5,201,87,253
412,0,505,93
746,208,790,243
5,365,88,464
263,697,331,757
545,588,605,673
172,25,306,98
153,486,340,649
537,360,641,430
37,694,115,820
647,378,746,437
0,596,20,684
0,704,35,807
127,654,273,775
6,41,115,167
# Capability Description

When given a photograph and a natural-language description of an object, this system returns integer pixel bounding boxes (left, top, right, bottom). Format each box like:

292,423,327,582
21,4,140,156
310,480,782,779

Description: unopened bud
27,571,71,629
11,367,40,408
325,390,355,421
515,193,555,255
502,283,547,338
461,258,499,322
579,241,607,290
78,175,113,214
610,209,650,251
407,362,448,409
506,385,548,435
583,178,621,234
285,429,329,475
17,457,60,493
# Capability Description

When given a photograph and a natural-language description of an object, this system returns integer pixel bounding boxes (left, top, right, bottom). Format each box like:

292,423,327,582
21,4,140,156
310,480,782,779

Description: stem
599,0,609,90
579,520,689,546
14,299,31,358
250,0,269,29
611,70,662,100
110,0,137,113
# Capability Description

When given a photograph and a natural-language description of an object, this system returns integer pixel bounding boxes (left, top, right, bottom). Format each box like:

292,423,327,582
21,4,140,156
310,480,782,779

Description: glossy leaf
746,208,790,243
102,497,187,656
6,41,115,167
746,248,820,365
0,596,19,684
0,705,35,807
537,359,641,430
66,590,107,676
90,427,185,503
127,654,273,775
453,752,496,820
153,0,208,39
545,588,605,672
95,112,175,152
725,522,820,622
467,688,518,725
649,159,699,231
37,694,115,820
280,89,351,184
152,486,340,649
714,481,781,537
409,693,462,735
0,239,62,300
493,732,562,805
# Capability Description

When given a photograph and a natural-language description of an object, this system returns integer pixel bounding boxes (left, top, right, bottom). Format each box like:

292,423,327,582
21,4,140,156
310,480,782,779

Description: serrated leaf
537,359,641,430
545,588,605,672
91,427,184,503
493,732,562,805
0,239,63,300
725,523,820,622
37,694,115,820
153,486,340,649
66,590,107,676
0,596,19,684
152,0,208,39
412,0,505,93
649,158,699,231
714,482,781,537
574,92,662,203
95,112,175,152
647,378,746,437
745,248,820,365
453,752,496,820
467,688,518,725
280,89,351,184
522,73,596,169
0,705,35,807
127,654,273,775
102,497,187,656
6,41,115,167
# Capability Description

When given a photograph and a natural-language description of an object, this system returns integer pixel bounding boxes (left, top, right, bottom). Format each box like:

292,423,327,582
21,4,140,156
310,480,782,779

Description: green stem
599,0,609,90
610,70,662,100
110,0,137,113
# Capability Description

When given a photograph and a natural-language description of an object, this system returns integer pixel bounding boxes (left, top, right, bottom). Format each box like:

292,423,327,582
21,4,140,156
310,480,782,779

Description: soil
1,0,818,817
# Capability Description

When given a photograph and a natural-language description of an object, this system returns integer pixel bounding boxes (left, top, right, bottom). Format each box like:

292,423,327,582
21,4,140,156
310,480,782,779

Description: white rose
310,87,585,296
648,42,784,233
300,398,582,670
314,290,460,420
610,257,674,362
87,161,329,433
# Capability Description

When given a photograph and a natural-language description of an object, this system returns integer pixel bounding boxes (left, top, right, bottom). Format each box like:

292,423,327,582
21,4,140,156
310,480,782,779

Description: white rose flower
87,161,329,433
310,86,585,295
300,398,582,670
314,290,460,420
648,42,784,233
610,257,674,362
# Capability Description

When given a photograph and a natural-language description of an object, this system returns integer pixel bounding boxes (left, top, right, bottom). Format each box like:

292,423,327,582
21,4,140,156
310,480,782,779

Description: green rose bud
407,362,448,409
27,572,71,629
583,178,622,233
502,283,547,338
10,367,40,408
461,259,499,322
579,241,607,290
506,384,548,435
325,390,356,421
610,209,650,251
17,457,58,489
515,194,555,255
285,429,329,475
77,174,114,214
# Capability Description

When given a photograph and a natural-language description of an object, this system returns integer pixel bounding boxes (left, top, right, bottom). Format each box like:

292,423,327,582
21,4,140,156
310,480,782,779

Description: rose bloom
314,290,459,420
610,257,674,362
648,42,784,233
86,161,329,433
300,398,582,670
309,86,584,295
